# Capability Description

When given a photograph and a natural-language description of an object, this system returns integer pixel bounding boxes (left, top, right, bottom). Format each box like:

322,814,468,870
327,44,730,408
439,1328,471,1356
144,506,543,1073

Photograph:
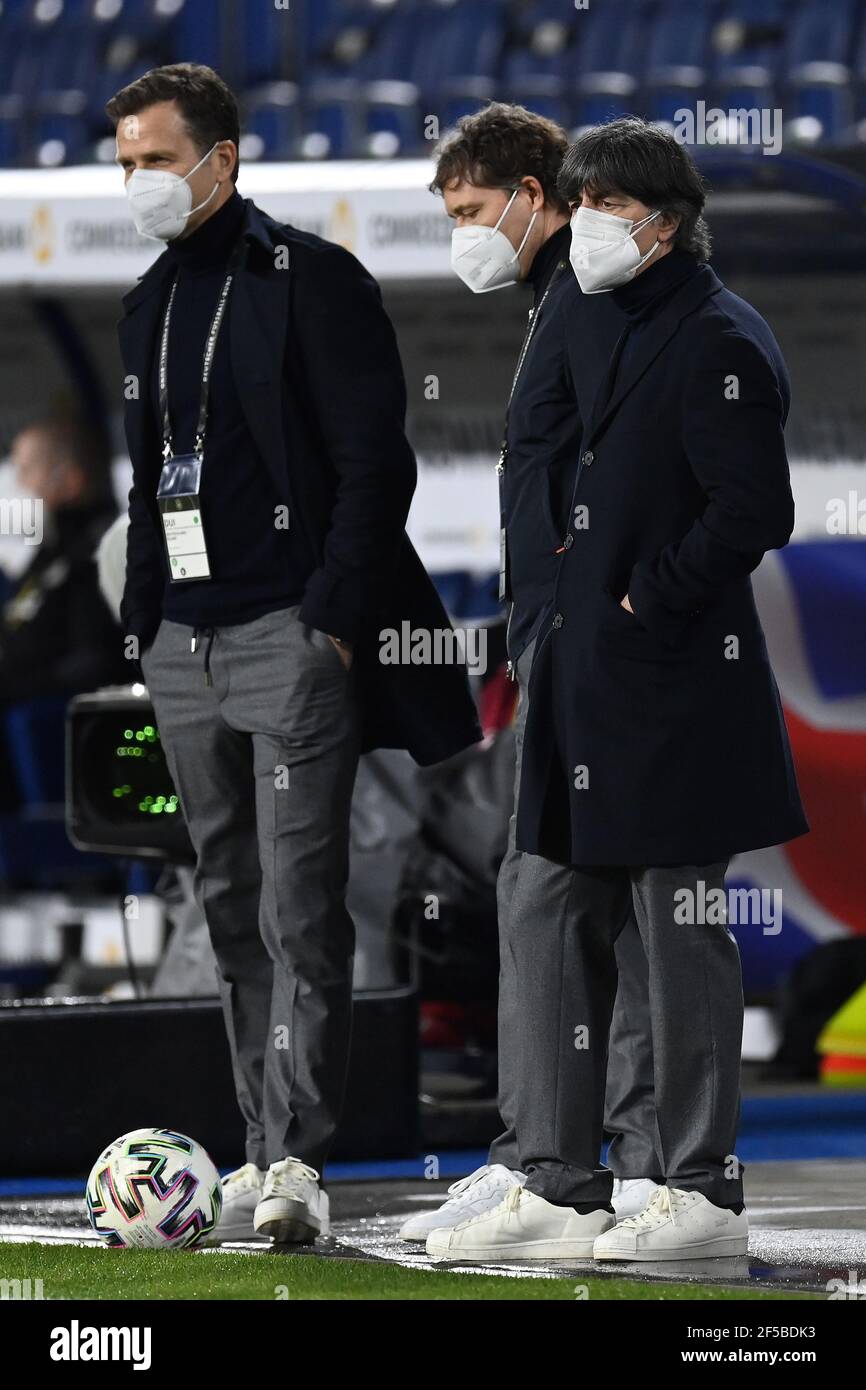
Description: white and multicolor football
86,1127,222,1249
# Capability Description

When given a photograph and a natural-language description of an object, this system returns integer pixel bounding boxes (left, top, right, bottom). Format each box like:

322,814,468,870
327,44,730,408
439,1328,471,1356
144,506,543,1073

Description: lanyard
496,258,568,476
158,237,244,462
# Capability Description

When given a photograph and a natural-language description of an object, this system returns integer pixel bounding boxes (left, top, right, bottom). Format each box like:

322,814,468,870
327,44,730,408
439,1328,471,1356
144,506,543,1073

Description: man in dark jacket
428,118,808,1265
108,63,479,1247
405,104,663,1245
0,417,124,706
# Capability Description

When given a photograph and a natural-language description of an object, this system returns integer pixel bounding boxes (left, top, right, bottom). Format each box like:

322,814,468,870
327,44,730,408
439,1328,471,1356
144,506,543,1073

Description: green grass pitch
1,1243,820,1301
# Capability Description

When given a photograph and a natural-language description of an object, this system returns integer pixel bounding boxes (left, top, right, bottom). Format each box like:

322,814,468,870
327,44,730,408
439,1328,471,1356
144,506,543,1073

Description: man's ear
657,211,680,243
520,175,546,211
215,140,237,183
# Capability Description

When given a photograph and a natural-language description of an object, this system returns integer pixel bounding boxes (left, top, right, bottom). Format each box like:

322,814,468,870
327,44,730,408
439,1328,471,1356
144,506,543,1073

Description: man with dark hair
429,101,570,220
0,416,124,711
107,63,242,186
428,117,807,1263
406,105,663,1243
108,63,480,1246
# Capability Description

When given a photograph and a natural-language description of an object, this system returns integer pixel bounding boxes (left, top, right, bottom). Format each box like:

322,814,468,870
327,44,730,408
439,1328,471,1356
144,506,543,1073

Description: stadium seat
416,0,505,130
568,0,653,129
710,0,788,111
781,0,859,144
30,16,98,164
499,0,575,126
302,0,508,158
1,0,866,166
32,112,90,167
242,81,301,161
299,0,388,157
0,116,20,166
175,0,223,72
236,0,296,88
352,3,423,156
642,0,722,126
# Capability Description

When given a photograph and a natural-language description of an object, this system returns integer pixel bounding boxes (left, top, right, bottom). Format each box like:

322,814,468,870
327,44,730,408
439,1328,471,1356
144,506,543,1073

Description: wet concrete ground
2,1158,865,1295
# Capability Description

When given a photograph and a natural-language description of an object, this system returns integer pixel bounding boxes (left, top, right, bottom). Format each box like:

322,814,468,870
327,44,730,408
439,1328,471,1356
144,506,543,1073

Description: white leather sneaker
426,1184,615,1262
253,1158,330,1244
594,1185,749,1261
611,1177,661,1221
399,1164,526,1242
199,1162,266,1245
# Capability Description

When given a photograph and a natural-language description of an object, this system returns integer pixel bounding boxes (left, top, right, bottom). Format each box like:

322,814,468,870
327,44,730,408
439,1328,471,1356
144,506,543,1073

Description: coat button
563,533,574,549
552,613,564,629
581,450,594,466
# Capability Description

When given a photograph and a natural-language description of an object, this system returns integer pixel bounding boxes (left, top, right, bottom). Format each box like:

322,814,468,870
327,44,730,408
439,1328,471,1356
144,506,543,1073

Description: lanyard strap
496,258,568,474
158,237,244,461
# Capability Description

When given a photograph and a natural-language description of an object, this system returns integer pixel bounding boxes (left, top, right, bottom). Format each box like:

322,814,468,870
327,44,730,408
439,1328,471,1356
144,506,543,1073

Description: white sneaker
200,1162,265,1245
611,1177,661,1221
426,1185,615,1262
594,1185,748,1261
399,1164,526,1243
253,1158,330,1244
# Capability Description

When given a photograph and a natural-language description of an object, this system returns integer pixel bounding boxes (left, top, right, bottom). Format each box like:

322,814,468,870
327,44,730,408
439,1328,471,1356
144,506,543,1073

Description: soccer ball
86,1127,223,1249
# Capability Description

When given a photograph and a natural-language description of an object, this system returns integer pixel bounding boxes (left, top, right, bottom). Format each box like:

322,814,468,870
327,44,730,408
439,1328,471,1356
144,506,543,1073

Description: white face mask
451,188,538,293
125,142,220,242
569,205,661,293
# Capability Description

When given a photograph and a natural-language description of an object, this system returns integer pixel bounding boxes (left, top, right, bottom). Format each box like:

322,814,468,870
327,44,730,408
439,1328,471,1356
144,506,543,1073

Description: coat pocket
596,587,689,663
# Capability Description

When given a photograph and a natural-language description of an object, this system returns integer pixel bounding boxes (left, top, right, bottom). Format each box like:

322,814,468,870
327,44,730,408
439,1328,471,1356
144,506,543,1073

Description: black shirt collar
612,246,702,322
167,189,246,270
526,221,572,301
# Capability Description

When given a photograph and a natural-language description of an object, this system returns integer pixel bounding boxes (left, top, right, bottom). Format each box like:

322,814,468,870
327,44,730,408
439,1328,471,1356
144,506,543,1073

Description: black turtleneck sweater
595,246,702,415
151,189,315,628
526,219,572,304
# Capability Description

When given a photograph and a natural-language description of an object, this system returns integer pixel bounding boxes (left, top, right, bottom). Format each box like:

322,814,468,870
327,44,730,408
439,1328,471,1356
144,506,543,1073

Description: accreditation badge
156,452,212,581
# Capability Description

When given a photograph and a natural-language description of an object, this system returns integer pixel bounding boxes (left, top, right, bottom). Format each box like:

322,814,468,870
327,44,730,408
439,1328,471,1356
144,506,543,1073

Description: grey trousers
489,637,743,1209
140,604,361,1174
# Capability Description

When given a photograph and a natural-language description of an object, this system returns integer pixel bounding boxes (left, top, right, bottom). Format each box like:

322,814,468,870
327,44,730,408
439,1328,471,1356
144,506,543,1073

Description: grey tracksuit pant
488,637,743,1209
140,604,361,1175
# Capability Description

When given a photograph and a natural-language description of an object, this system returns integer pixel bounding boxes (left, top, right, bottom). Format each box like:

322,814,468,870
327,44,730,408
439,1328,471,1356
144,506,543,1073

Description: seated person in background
0,416,127,705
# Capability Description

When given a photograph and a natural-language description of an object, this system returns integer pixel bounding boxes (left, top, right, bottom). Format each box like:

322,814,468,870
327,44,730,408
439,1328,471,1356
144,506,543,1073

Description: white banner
407,457,500,572
0,160,452,287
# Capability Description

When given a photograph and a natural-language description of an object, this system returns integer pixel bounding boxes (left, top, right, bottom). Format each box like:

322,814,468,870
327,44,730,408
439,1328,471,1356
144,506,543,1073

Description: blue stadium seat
0,1,134,164
242,82,301,161
100,0,182,41
355,0,506,156
300,0,389,156
236,0,296,87
176,0,223,71
415,0,504,124
0,4,95,165
781,0,859,143
0,114,22,166
499,0,576,126
1,0,864,165
568,0,653,128
292,0,389,69
500,48,571,126
33,112,90,166
642,0,722,125
34,21,99,111
711,1,787,76
86,0,186,126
